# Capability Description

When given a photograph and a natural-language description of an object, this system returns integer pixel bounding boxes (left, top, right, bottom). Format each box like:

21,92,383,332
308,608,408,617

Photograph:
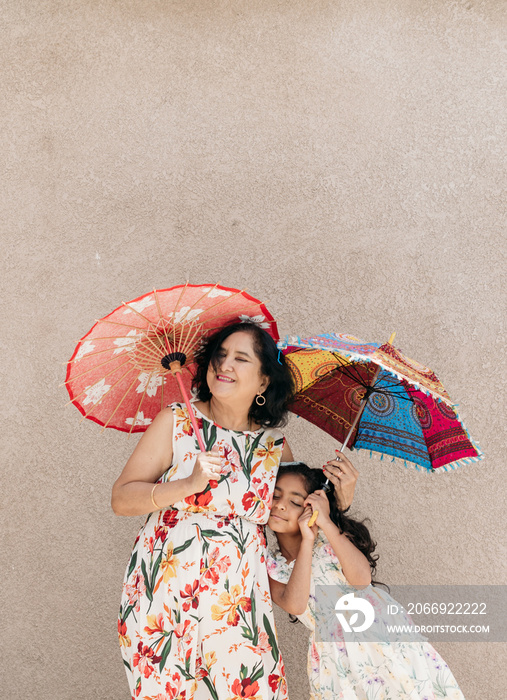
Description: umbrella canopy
280,333,482,472
65,284,278,438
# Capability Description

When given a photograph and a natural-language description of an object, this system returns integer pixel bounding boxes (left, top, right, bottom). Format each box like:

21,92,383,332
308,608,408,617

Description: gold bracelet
151,483,161,510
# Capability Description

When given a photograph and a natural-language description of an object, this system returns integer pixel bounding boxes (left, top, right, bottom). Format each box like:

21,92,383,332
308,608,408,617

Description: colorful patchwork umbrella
65,283,278,446
279,333,482,472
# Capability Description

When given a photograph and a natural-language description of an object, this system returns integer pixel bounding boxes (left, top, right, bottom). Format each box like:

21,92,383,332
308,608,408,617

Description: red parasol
64,283,278,448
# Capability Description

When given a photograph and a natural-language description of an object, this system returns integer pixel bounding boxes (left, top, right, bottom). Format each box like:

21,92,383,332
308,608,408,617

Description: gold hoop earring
255,393,266,406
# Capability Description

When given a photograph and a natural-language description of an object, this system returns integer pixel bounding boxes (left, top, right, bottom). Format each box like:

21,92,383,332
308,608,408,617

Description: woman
112,321,356,700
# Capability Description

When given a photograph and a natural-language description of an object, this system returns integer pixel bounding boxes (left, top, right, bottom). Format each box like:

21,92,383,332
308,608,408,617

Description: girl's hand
298,505,318,541
188,446,222,493
323,452,358,511
304,489,331,528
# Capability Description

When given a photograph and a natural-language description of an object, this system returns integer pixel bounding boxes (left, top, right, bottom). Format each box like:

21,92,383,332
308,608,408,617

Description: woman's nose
219,353,233,372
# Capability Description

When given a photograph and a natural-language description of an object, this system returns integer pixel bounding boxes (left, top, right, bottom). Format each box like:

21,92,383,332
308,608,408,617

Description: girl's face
268,473,309,535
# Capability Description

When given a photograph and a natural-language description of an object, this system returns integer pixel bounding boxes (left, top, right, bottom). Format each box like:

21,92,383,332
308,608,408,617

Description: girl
266,461,466,700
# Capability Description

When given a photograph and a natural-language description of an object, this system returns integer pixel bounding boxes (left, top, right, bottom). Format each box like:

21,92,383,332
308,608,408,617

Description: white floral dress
119,402,288,700
267,531,466,700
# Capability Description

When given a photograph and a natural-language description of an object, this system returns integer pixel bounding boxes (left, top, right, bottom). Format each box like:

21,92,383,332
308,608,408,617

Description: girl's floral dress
119,402,288,700
267,531,466,700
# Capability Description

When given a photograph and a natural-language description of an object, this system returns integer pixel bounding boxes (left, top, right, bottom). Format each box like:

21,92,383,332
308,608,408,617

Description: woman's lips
217,375,234,382
269,513,286,521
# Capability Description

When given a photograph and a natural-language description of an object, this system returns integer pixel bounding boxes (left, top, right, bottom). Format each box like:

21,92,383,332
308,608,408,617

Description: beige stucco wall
2,1,505,698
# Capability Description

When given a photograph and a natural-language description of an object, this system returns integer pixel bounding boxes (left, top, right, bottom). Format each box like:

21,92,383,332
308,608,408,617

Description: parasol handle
170,361,206,452
338,373,380,452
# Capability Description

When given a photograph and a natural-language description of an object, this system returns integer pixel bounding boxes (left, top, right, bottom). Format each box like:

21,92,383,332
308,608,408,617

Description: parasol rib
153,288,173,358
102,373,144,430
172,282,190,322
80,366,139,421
73,334,144,343
181,283,222,317
95,319,147,332
127,369,157,436
67,345,136,365
121,301,160,330
200,299,268,325
62,356,133,387
171,286,245,327
178,320,203,357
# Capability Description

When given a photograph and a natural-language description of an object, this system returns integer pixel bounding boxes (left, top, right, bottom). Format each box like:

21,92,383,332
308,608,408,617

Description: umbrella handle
326,331,397,489
338,384,375,453
338,329,395,452
171,366,206,452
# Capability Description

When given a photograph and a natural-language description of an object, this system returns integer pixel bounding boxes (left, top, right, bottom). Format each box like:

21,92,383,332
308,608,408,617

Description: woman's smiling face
206,331,269,406
268,473,309,534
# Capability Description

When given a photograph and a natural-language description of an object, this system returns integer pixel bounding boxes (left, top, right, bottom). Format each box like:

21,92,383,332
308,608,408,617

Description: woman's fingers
333,452,358,473
323,453,358,483
322,465,340,485
324,451,358,511
196,449,223,476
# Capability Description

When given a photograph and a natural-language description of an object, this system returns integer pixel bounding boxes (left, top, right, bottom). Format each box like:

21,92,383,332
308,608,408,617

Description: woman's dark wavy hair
192,322,295,428
277,462,381,581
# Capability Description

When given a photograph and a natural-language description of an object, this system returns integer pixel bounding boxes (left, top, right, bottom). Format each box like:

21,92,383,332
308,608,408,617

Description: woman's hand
298,504,318,541
187,446,222,494
323,452,358,511
304,489,331,529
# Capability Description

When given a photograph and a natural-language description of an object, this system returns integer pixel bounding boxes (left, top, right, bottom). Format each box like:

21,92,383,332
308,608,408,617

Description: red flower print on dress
195,655,208,680
268,674,281,692
154,526,168,543
229,677,261,699
221,442,241,473
180,580,200,611
257,525,267,548
174,618,192,639
162,509,179,528
175,406,202,437
242,491,256,510
163,674,186,700
242,482,269,515
200,547,232,588
118,619,131,648
144,613,165,636
184,489,214,510
147,674,186,700
255,630,272,655
217,515,232,529
124,571,146,612
133,642,161,678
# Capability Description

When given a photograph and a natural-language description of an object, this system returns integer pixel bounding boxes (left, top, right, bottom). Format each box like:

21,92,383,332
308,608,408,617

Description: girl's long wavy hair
276,462,381,583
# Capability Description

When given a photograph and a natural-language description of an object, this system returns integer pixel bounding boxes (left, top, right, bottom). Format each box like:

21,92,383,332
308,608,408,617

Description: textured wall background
1,1,505,698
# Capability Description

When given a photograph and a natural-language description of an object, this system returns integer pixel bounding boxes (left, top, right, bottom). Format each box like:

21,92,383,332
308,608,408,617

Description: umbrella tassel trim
358,445,483,473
